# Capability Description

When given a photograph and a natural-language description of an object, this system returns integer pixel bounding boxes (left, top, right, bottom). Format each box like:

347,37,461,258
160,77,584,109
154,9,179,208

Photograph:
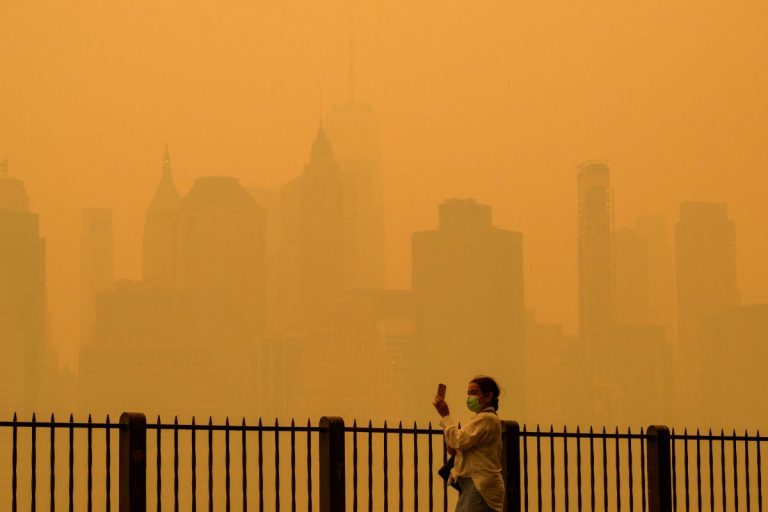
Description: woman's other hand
433,395,450,417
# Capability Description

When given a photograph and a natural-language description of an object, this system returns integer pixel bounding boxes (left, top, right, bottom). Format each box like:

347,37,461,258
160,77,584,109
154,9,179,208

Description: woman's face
467,382,491,409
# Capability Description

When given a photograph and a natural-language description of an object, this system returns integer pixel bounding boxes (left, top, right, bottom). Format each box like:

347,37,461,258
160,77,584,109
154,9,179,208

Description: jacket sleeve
439,414,492,451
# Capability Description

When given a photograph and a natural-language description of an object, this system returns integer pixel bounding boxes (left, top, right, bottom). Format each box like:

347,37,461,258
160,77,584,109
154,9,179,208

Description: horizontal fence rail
3,414,768,512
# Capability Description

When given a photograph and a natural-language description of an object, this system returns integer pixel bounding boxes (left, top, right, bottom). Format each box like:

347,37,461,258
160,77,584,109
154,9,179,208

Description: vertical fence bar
646,425,671,512
191,417,197,512
384,421,389,512
207,418,213,512
88,415,93,512
242,419,248,512
368,421,373,512
274,419,280,512
602,427,608,512
696,430,702,512
319,416,345,512
413,422,419,512
550,426,556,512
564,426,570,512
225,419,231,512
683,429,690,512
291,419,296,512
733,431,740,512
722,430,727,512
576,427,582,512
757,432,762,512
308,419,313,512
156,417,161,512
745,430,751,512
428,422,433,512
13,412,18,512
107,415,112,512
442,430,447,512
173,418,179,512
708,430,714,512
69,414,74,512
615,428,621,512
503,421,521,512
640,427,646,512
50,414,55,512
119,412,147,512
258,419,263,512
398,422,403,512
589,427,595,512
628,428,634,512
352,420,358,512
536,425,542,512
32,413,37,512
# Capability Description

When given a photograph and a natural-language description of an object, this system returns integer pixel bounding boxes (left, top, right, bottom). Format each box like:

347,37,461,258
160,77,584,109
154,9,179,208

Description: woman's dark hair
471,375,501,410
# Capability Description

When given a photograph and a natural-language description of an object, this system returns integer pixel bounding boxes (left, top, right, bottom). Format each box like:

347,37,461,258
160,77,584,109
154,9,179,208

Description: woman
433,376,504,512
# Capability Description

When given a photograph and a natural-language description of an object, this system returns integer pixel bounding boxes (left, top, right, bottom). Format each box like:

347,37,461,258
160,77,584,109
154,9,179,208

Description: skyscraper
178,176,267,341
0,166,47,412
80,208,114,344
412,199,525,411
577,161,613,421
325,102,387,289
675,202,739,419
279,126,349,331
142,147,180,287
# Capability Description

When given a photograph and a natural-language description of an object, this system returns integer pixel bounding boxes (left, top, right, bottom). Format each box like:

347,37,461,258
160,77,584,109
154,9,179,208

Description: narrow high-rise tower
0,165,47,412
142,147,180,286
279,125,348,331
676,202,739,419
577,161,614,421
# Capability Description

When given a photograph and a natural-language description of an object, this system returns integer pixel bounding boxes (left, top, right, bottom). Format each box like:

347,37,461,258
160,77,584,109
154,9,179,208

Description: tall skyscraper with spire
577,161,614,422
0,164,47,412
323,8,387,289
142,147,180,287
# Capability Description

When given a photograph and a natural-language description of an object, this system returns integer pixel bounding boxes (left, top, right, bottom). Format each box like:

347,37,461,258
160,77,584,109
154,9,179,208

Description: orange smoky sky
1,1,767,369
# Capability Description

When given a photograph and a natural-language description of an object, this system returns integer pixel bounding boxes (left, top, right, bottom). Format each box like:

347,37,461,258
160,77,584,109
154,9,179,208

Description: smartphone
437,383,447,399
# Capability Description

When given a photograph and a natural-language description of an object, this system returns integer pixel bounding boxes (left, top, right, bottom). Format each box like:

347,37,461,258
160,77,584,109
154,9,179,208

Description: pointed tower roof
149,146,180,210
306,123,336,172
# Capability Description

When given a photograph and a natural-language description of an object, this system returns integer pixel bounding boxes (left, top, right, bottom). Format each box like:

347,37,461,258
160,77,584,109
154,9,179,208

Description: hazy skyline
2,1,768,373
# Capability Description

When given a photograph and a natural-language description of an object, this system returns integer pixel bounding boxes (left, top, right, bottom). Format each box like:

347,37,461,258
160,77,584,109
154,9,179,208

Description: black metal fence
2,413,766,511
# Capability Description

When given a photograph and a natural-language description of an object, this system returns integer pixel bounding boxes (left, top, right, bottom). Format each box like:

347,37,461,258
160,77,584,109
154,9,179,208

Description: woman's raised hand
432,395,450,417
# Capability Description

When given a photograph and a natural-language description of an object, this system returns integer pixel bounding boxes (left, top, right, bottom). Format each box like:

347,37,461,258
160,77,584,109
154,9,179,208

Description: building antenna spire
349,0,356,104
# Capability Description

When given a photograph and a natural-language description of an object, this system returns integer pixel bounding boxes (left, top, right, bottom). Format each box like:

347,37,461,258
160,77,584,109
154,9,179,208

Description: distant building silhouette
0,166,47,412
700,304,768,429
279,126,349,331
675,202,739,420
412,199,525,413
576,161,613,422
613,217,675,424
325,102,387,289
142,147,180,287
178,176,267,341
80,208,114,345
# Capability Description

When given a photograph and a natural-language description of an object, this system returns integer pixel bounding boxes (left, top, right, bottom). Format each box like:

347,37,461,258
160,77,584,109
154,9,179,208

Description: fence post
120,412,147,512
319,416,346,512
502,421,521,512
646,425,672,512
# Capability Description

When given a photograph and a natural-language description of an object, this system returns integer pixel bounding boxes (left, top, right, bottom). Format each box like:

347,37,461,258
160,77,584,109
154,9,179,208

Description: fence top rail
0,419,322,433
671,431,767,442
